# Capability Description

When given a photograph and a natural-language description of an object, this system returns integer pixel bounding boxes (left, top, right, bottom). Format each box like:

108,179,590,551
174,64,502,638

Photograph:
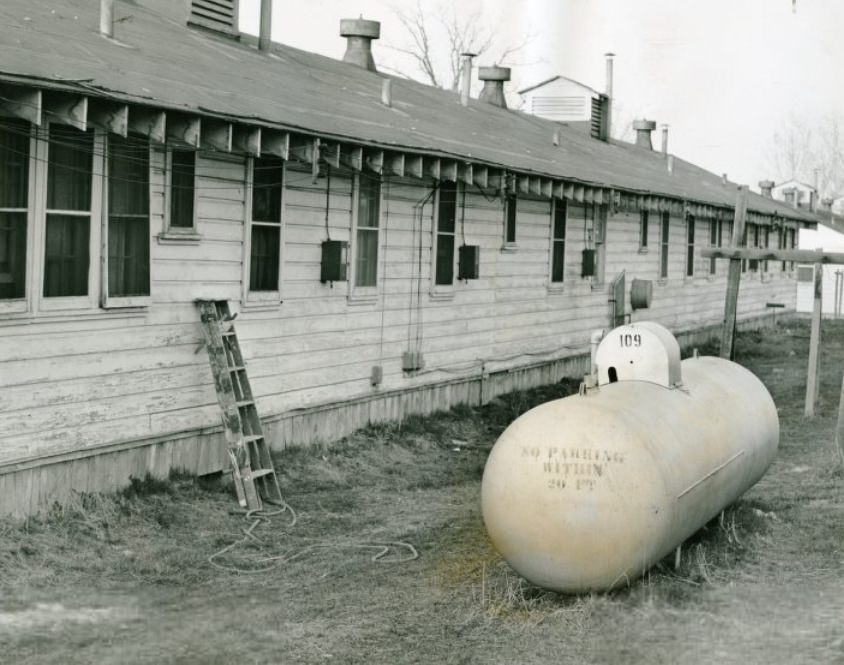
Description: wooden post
804,257,823,416
835,371,844,465
720,186,748,360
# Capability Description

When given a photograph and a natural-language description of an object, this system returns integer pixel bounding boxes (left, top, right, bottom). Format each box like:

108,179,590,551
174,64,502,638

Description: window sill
347,290,379,306
657,278,669,286
500,244,518,254
546,283,567,295
429,287,455,301
102,296,151,310
0,300,28,316
683,276,696,285
590,281,606,292
157,231,203,245
0,308,147,327
638,247,649,254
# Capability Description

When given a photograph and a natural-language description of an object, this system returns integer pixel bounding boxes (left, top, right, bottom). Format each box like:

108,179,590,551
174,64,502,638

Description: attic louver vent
188,0,239,36
591,95,609,141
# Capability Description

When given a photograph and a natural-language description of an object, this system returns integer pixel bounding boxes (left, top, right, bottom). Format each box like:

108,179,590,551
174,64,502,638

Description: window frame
658,210,670,280
242,156,285,307
0,120,36,315
503,193,518,250
639,209,649,251
160,147,200,241
38,124,104,313
348,173,383,303
685,214,695,278
101,133,152,309
431,180,460,296
549,197,567,286
708,218,721,276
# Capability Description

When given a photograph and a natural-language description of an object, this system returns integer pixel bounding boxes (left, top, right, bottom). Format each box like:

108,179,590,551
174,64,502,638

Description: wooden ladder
197,299,283,511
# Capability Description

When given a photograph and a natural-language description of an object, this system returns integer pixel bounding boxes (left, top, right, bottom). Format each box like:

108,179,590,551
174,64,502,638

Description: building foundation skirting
0,313,782,518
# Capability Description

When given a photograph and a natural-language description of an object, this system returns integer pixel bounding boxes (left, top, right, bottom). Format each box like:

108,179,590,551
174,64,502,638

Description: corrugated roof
0,0,814,224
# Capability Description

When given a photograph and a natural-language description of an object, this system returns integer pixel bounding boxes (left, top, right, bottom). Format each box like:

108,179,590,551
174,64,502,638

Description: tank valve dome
594,321,681,387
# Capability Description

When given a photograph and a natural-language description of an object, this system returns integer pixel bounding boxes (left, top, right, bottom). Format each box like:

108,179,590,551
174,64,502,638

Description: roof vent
591,95,610,141
340,18,381,72
188,0,239,36
758,180,775,198
633,119,656,150
478,66,511,109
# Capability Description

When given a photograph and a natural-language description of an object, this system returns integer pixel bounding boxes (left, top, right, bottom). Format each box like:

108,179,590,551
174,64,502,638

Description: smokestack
758,180,774,198
661,124,669,155
605,53,614,137
340,18,381,72
632,119,656,150
460,52,476,107
100,0,114,38
258,0,272,51
478,66,511,108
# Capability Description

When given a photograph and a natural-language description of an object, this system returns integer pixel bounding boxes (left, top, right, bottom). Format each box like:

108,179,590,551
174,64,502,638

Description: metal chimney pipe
477,66,511,108
381,78,392,107
661,124,669,155
460,52,476,107
632,119,656,150
258,0,273,51
758,180,775,198
100,0,114,38
605,53,615,138
340,18,381,72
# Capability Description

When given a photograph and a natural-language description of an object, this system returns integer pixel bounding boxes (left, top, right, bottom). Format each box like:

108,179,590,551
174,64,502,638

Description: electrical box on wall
320,240,348,283
402,350,425,372
458,245,480,280
581,249,596,277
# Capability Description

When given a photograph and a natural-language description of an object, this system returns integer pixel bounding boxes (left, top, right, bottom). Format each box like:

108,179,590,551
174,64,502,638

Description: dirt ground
2,319,844,665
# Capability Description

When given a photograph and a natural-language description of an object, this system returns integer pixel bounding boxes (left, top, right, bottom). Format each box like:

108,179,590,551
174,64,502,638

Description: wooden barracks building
0,0,815,515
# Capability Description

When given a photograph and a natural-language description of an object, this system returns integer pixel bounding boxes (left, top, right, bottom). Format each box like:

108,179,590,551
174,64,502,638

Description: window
741,223,750,273
249,156,284,293
504,194,517,246
107,135,150,299
168,149,196,231
748,224,760,272
44,125,94,298
709,219,721,275
0,120,30,301
353,175,380,289
685,215,695,277
779,228,786,272
550,198,566,283
788,227,797,271
434,181,457,286
659,211,669,279
639,210,649,249
762,226,770,272
586,203,606,284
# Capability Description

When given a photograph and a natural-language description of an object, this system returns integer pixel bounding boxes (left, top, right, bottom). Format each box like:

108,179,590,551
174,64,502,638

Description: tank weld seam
676,450,746,499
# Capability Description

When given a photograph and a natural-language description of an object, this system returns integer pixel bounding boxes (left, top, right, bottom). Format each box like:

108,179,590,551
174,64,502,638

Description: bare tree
767,113,844,200
384,1,534,93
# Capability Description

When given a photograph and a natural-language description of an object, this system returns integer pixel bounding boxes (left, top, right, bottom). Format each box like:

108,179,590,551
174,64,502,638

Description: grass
2,319,844,664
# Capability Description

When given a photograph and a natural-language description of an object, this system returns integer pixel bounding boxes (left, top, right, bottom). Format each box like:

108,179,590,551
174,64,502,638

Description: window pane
358,177,380,229
108,216,149,296
252,157,283,223
0,120,30,208
551,240,565,283
250,224,280,291
437,182,457,233
0,211,26,299
506,196,517,243
554,199,566,240
44,214,89,297
48,126,93,211
640,210,648,247
170,150,195,228
355,228,378,287
435,233,454,285
108,135,150,297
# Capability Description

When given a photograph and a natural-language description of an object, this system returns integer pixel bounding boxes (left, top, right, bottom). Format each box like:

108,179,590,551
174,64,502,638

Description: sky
239,0,844,192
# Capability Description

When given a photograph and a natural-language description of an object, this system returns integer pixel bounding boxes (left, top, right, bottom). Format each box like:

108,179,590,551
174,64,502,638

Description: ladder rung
222,330,236,337
247,469,275,480
229,365,245,372
242,434,263,443
236,400,255,408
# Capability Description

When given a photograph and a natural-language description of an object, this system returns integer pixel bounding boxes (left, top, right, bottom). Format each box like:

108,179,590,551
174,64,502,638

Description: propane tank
481,322,778,593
